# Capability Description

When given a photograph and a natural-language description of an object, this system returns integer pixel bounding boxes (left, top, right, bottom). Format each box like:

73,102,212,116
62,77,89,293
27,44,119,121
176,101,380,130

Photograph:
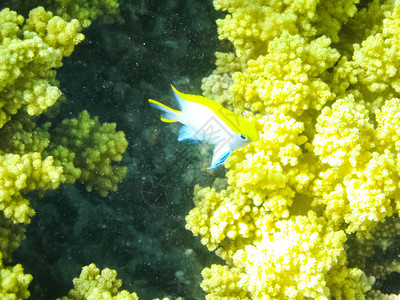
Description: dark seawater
3,0,226,298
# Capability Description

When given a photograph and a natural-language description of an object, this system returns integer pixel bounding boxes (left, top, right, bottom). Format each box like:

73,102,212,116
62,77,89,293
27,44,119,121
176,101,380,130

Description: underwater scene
2,0,400,299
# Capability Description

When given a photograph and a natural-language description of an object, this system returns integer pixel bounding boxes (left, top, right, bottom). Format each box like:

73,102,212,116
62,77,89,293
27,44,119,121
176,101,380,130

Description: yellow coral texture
0,6,129,298
0,6,127,224
0,6,84,126
58,263,139,300
186,0,400,298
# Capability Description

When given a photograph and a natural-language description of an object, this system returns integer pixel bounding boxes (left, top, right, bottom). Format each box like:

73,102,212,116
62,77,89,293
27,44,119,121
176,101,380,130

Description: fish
148,85,259,169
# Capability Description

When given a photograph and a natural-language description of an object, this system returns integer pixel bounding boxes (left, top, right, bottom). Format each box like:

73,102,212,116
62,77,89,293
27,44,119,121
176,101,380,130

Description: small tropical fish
148,85,258,169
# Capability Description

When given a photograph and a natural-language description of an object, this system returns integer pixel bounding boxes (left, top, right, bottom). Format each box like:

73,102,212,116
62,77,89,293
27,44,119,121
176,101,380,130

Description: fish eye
239,133,248,141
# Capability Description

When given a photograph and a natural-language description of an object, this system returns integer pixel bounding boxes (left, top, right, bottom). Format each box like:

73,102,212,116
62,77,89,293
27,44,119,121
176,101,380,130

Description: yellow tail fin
148,99,181,123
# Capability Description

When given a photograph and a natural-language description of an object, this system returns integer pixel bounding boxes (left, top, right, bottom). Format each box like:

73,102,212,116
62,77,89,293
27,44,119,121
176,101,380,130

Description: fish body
149,85,258,169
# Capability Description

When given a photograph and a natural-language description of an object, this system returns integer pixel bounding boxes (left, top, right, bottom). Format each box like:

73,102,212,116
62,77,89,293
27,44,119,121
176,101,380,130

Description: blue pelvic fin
208,146,233,169
178,125,200,142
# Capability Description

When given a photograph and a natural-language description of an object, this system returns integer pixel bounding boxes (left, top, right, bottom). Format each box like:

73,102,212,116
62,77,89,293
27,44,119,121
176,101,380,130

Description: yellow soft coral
0,152,62,224
0,252,32,299
0,215,25,262
51,0,120,27
187,0,400,298
186,185,259,253
375,97,400,152
25,6,84,56
352,3,400,95
226,114,308,206
0,107,127,223
0,112,50,155
310,95,400,235
59,263,139,300
206,32,339,116
199,212,369,299
186,114,309,252
214,0,358,60
49,110,128,197
0,7,105,226
0,4,130,300
331,2,400,107
0,7,84,127
311,95,373,168
201,52,246,109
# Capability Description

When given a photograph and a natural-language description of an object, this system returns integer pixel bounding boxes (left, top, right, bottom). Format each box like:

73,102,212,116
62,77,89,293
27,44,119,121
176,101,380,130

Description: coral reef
48,110,128,197
0,5,82,226
186,0,400,298
0,0,222,298
0,7,83,127
59,263,138,300
0,253,32,299
49,0,121,27
0,3,129,298
1,0,221,298
0,3,129,218
5,0,120,27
